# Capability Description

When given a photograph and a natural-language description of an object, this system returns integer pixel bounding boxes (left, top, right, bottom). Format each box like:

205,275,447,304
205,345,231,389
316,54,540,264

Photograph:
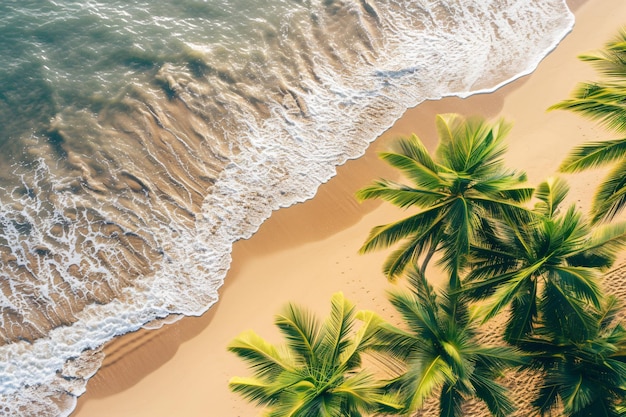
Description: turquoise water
0,1,573,415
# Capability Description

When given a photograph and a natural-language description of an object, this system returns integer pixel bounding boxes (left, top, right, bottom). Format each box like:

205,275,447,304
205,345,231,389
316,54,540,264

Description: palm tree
463,177,626,344
550,29,626,223
372,268,521,417
227,292,404,417
356,113,533,286
519,295,626,416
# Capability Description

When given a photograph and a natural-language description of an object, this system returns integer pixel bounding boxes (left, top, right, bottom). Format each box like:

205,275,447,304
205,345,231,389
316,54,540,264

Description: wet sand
72,0,626,415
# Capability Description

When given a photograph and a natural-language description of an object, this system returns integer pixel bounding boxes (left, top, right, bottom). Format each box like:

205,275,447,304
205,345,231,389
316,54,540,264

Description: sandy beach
72,0,626,415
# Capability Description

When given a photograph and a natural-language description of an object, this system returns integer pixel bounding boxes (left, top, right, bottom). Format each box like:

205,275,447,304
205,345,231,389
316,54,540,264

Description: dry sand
72,0,626,415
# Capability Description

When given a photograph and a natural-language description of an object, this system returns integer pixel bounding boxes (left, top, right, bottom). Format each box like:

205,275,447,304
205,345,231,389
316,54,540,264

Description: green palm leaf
559,138,626,172
358,201,448,253
471,370,517,417
578,219,626,261
332,371,404,413
379,150,442,190
356,180,447,208
381,237,428,280
592,158,626,222
320,293,355,365
392,133,438,173
472,262,543,324
578,29,626,78
405,355,454,411
439,383,463,417
551,266,602,307
541,279,597,341
552,30,626,222
550,83,626,132
534,177,570,217
228,330,295,378
228,376,277,406
504,281,538,344
275,303,319,367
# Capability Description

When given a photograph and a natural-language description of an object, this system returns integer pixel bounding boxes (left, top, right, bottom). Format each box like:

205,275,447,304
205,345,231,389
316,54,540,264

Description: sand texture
73,0,626,415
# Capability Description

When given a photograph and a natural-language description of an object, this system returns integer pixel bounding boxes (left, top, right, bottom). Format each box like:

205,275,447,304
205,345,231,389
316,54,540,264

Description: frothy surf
0,1,573,415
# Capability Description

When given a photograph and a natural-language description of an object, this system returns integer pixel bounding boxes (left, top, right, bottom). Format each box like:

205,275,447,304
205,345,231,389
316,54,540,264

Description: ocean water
0,0,573,415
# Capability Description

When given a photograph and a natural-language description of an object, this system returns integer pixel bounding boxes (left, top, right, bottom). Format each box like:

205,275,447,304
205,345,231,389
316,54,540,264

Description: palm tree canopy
519,296,626,417
357,113,533,281
578,28,626,79
228,292,404,417
371,268,521,417
550,28,626,222
463,177,626,344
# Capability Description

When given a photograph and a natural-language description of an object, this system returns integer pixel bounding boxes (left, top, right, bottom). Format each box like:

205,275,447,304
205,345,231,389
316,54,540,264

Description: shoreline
73,0,626,415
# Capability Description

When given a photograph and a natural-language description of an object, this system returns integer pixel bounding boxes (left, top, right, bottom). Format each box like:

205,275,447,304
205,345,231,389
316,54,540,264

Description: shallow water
0,1,573,415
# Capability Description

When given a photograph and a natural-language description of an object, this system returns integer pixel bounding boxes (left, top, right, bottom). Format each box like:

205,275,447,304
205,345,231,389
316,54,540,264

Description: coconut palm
227,292,404,417
550,29,626,223
356,113,533,285
519,295,626,416
372,268,521,417
463,177,626,344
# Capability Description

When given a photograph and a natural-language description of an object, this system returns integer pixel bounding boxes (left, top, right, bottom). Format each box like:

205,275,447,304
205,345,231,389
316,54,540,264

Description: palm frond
379,147,443,190
598,296,622,331
371,321,420,361
381,230,436,280
534,177,570,217
439,383,464,417
561,375,596,415
405,266,439,310
228,330,295,378
387,289,440,341
275,303,320,366
473,262,543,324
471,179,533,203
468,193,535,229
579,29,626,79
471,370,517,417
332,371,404,414
532,382,561,416
472,345,526,370
339,310,387,371
358,201,448,253
504,281,538,344
551,266,603,308
549,83,626,132
391,133,438,172
320,292,355,364
582,220,626,264
465,120,511,173
541,280,598,341
356,180,446,208
405,355,454,411
439,197,472,268
592,159,626,223
558,138,626,172
461,270,520,300
228,376,278,406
